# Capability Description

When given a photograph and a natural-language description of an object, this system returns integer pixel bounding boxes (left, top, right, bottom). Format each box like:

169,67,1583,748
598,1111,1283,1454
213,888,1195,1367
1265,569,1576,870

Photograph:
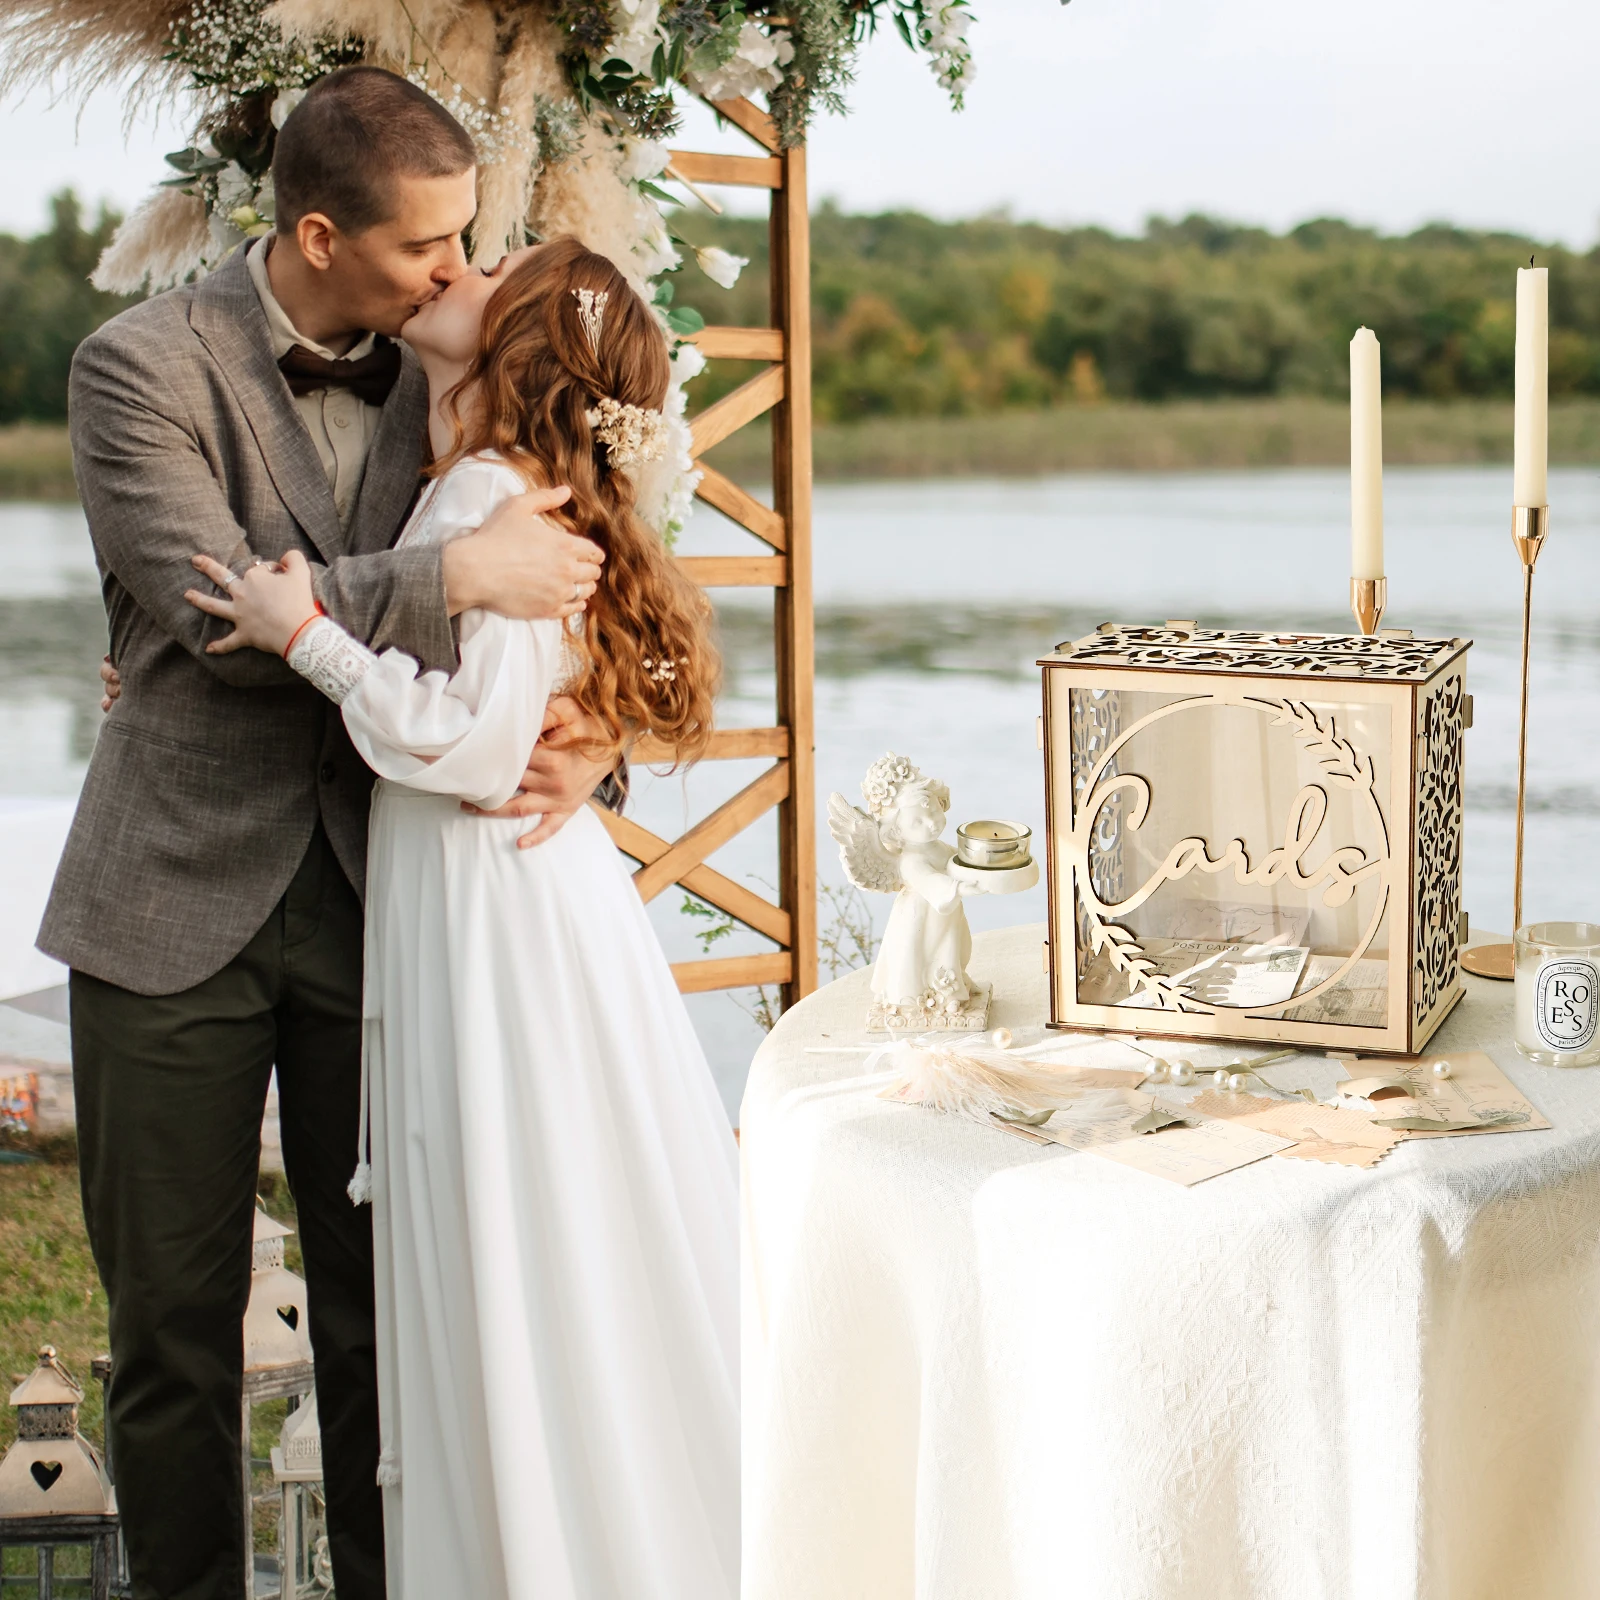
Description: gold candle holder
1462,504,1549,982
1350,576,1388,636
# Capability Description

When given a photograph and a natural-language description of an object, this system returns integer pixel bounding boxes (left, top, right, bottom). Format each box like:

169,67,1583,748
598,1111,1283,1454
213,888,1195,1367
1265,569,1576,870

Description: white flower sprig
918,2,976,103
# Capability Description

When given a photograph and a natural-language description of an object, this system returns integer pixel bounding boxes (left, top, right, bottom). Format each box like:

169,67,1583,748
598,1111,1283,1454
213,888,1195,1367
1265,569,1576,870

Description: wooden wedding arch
592,92,818,1009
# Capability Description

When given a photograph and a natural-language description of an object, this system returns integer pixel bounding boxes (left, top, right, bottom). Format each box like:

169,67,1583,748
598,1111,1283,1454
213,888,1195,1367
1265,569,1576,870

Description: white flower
688,23,795,102
253,172,276,225
605,0,663,78
620,138,670,182
270,88,306,129
628,370,700,546
671,341,707,382
694,246,747,289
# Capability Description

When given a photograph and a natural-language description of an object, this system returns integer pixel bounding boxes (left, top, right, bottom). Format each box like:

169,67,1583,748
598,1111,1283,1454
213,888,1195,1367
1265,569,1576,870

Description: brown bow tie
277,337,402,406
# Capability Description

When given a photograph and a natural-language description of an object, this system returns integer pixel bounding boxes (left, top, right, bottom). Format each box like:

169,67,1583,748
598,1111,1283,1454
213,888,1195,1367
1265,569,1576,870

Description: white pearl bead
1227,1072,1249,1092
990,1027,1013,1050
1147,1057,1170,1081
1171,1060,1195,1086
1431,1059,1453,1079
1213,1069,1230,1087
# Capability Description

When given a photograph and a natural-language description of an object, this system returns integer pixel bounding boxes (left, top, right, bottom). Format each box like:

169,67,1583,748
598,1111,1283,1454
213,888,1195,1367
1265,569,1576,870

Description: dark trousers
70,826,384,1600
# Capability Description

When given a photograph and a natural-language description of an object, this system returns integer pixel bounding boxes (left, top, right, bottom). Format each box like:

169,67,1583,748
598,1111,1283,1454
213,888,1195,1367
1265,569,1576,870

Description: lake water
5,464,1600,1114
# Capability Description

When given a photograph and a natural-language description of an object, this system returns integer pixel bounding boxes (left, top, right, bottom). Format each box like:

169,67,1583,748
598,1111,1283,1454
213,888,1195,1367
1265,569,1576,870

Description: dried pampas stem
469,18,549,264
875,1042,1089,1124
90,185,212,294
0,0,190,103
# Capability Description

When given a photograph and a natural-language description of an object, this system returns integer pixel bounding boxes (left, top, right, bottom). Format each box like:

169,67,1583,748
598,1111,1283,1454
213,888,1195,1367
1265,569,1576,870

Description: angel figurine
829,753,997,1031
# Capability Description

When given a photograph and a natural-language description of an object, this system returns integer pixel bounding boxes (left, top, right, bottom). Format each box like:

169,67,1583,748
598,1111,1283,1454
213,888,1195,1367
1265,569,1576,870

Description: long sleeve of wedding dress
286,457,562,811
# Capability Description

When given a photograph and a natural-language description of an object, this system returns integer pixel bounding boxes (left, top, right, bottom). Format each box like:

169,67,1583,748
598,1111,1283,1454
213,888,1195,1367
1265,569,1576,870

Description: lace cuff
286,616,378,705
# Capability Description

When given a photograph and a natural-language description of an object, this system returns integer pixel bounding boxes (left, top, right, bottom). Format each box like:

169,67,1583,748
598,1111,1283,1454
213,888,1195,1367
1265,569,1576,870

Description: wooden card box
1039,624,1471,1055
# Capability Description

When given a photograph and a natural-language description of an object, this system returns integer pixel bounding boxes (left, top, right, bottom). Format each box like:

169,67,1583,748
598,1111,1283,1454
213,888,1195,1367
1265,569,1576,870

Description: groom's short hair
273,67,477,237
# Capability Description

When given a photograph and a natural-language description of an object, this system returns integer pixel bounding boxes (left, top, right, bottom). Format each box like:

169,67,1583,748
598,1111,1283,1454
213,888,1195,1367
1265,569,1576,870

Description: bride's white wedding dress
286,454,739,1600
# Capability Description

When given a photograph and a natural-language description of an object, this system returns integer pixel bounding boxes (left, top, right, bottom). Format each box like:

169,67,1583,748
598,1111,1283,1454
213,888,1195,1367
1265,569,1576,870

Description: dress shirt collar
246,237,377,366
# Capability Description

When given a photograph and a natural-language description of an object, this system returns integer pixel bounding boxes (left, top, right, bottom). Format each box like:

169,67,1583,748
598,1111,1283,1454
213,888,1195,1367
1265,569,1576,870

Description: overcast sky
3,0,1597,243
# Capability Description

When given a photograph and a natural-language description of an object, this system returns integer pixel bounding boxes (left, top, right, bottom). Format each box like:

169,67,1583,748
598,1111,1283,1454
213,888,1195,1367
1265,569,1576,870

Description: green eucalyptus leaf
666,304,706,335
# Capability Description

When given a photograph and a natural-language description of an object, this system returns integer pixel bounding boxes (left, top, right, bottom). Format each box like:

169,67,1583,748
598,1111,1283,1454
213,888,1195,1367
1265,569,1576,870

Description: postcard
1089,1117,1294,1186
1281,956,1391,1028
1165,900,1311,948
1081,938,1310,1011
1354,1050,1550,1136
1238,1102,1403,1168
1000,1088,1188,1152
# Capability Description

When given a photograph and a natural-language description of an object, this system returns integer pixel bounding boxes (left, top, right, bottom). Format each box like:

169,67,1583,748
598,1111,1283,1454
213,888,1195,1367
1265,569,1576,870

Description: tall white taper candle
1514,265,1548,507
1350,327,1383,580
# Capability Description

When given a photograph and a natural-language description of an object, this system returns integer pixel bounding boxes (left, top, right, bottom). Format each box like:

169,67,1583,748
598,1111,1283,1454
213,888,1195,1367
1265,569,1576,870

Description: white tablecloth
740,925,1600,1600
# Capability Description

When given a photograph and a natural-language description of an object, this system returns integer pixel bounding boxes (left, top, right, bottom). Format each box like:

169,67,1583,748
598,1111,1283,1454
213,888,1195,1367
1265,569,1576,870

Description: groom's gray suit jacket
39,247,451,996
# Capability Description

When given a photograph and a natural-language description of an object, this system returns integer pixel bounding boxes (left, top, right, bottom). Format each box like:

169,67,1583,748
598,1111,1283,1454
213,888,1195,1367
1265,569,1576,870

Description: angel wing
827,792,903,894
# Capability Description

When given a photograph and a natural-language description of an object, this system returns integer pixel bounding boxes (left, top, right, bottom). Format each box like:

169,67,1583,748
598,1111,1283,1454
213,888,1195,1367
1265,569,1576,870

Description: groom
40,67,615,1600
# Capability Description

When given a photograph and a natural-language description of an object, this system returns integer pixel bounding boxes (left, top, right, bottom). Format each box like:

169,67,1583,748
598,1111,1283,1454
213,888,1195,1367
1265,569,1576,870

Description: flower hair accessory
572,287,608,357
642,653,687,685
585,395,667,469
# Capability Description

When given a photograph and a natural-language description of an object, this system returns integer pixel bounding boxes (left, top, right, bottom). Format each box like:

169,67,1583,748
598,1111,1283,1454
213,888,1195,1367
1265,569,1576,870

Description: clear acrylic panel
1069,683,1393,1028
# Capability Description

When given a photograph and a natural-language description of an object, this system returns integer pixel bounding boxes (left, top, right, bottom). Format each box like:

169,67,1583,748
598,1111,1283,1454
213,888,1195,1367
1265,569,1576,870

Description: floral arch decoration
0,0,975,543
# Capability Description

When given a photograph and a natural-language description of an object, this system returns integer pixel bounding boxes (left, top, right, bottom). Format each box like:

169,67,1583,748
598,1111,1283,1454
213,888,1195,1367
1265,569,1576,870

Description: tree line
3,190,1598,426
680,205,1600,422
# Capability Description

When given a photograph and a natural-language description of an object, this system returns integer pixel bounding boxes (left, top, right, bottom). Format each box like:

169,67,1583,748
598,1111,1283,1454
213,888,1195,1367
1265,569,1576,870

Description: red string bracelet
283,603,326,659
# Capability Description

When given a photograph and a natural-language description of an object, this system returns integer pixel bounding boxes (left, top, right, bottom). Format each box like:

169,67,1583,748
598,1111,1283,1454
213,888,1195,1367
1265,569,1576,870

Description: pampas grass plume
878,1042,1086,1123
91,186,212,294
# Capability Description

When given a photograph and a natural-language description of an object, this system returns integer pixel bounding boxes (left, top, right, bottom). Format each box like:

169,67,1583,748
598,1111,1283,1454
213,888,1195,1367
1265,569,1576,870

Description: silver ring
225,572,246,589
573,581,583,603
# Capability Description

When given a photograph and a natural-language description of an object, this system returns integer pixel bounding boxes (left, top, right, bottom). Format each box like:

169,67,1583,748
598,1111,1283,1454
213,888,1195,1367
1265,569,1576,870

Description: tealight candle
955,820,1033,869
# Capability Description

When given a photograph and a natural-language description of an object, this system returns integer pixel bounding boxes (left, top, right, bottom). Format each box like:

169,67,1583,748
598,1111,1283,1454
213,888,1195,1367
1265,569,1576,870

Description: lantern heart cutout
277,1305,300,1331
30,1460,63,1491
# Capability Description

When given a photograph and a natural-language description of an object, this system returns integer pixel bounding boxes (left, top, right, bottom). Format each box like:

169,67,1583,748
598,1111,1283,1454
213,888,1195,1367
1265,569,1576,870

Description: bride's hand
185,551,321,656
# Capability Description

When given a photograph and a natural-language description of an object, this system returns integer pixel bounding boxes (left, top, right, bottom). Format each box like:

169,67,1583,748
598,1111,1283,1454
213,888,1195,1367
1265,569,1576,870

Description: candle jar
1514,922,1600,1066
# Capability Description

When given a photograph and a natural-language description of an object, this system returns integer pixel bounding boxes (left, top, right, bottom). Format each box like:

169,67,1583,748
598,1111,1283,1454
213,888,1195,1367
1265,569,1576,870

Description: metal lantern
242,1209,314,1600
0,1347,119,1598
245,1210,313,1373
270,1394,332,1597
1040,623,1471,1055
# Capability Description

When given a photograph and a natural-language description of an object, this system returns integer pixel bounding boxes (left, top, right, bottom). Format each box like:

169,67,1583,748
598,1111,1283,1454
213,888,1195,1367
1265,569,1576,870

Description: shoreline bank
8,399,1600,500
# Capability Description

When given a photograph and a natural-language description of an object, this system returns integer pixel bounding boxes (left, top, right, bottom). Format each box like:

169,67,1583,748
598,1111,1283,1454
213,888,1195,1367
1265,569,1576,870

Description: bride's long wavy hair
431,237,717,766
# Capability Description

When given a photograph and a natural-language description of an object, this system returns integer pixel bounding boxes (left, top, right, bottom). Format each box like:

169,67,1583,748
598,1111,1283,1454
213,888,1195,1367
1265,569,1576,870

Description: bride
186,238,737,1599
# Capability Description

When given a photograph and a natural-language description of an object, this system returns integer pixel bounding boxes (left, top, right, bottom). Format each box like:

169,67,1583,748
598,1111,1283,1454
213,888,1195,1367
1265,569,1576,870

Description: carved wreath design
1071,693,1392,1014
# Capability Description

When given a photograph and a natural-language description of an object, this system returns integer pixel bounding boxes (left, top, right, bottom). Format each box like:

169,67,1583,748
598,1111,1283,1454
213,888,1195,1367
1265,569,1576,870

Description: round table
740,925,1600,1600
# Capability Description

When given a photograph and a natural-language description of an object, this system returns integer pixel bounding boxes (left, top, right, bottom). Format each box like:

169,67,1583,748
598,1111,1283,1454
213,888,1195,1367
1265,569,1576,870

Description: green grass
704,396,1600,481
10,396,1600,504
0,425,76,501
0,1138,301,1554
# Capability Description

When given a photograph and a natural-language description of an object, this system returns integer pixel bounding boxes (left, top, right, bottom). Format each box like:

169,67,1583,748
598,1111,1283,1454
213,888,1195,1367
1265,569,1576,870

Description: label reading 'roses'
1534,958,1599,1051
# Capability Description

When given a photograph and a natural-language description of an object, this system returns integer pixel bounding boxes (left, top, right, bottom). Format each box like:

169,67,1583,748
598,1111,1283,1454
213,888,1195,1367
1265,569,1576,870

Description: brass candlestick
1462,504,1549,981
1351,576,1388,636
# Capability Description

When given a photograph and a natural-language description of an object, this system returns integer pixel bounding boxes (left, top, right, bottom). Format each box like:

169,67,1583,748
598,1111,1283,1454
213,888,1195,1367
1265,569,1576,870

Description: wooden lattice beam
625,95,816,1010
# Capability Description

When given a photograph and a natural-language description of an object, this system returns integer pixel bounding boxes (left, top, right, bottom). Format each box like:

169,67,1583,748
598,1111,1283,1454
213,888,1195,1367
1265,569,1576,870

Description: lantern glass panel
1067,683,1394,1028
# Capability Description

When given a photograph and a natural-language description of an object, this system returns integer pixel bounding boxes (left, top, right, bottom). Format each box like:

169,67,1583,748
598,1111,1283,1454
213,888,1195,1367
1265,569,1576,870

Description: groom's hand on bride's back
460,696,618,849
441,486,603,621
